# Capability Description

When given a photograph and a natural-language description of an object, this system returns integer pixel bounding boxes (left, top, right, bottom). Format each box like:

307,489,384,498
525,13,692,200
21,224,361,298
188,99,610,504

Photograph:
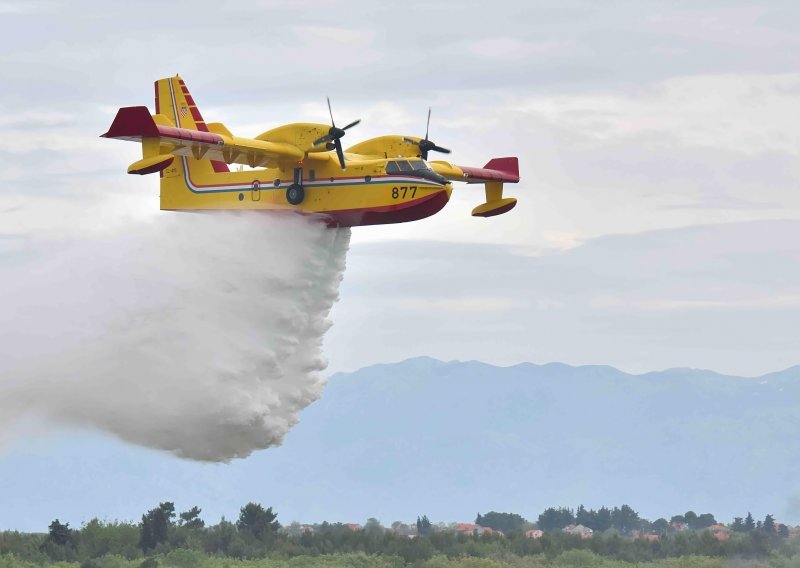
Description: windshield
386,159,430,174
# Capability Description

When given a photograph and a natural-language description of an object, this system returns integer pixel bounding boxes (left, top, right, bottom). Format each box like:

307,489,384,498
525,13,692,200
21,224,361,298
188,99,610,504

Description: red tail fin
484,157,519,179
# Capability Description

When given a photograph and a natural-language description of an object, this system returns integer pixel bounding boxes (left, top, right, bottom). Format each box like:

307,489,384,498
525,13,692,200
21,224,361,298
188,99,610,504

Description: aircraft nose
430,171,448,185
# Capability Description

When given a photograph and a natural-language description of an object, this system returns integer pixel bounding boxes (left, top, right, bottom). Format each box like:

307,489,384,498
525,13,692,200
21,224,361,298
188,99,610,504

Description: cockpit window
386,159,431,174
397,160,413,173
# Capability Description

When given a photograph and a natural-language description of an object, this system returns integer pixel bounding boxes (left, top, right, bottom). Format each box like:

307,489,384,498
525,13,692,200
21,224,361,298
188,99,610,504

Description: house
344,523,362,531
454,523,501,536
707,524,731,541
563,524,594,539
455,523,481,536
671,522,689,532
525,529,544,539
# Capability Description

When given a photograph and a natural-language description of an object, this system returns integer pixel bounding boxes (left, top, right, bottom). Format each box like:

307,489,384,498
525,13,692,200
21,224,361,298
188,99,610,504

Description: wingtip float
102,75,519,227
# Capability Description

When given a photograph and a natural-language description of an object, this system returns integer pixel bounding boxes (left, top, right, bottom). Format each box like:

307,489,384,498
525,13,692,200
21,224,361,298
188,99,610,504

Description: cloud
398,296,517,313
590,294,800,312
510,73,800,154
328,220,800,376
647,7,800,48
467,38,569,60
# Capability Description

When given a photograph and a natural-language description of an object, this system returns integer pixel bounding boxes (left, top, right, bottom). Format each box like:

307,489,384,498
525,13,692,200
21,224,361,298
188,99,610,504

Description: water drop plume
0,212,350,461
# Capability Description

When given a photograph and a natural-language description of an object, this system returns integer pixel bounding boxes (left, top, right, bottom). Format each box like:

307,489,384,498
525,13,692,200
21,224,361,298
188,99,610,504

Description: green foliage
47,520,73,547
78,519,140,561
178,507,204,530
476,512,528,533
417,516,433,537
237,503,280,541
763,515,776,534
140,503,175,552
5,501,800,568
538,509,575,532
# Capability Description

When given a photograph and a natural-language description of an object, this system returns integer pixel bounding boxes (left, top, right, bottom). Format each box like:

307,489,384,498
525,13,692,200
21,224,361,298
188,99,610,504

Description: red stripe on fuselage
325,190,449,227
164,190,450,228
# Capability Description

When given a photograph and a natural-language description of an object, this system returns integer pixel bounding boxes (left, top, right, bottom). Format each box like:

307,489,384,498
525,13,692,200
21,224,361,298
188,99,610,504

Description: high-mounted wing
101,106,306,173
102,76,342,175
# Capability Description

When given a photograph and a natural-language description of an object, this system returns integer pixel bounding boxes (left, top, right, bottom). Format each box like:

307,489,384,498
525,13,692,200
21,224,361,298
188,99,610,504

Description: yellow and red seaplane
102,76,520,227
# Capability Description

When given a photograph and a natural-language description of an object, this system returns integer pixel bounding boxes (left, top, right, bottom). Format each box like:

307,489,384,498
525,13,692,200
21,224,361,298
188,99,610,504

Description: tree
537,507,574,532
47,519,73,546
611,505,641,534
763,514,776,534
139,502,175,551
416,515,433,537
779,524,790,538
575,506,595,529
670,515,685,525
695,513,716,529
364,518,384,536
475,511,528,533
652,518,669,536
594,507,612,532
732,517,745,532
683,511,698,529
237,503,279,540
178,506,204,529
744,512,755,532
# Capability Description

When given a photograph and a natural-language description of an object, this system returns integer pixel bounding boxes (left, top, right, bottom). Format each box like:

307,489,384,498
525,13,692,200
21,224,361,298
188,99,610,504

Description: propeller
403,108,451,160
313,97,360,170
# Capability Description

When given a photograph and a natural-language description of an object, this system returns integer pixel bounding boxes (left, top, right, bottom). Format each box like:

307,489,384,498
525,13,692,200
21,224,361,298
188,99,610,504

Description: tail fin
154,75,229,173
483,157,519,182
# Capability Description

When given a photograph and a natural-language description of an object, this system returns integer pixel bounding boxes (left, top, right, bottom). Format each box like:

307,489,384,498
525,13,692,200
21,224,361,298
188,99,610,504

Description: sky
0,0,799,529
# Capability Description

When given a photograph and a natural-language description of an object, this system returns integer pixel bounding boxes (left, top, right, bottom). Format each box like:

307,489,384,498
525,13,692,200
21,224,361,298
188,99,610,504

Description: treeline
475,506,787,538
0,502,798,567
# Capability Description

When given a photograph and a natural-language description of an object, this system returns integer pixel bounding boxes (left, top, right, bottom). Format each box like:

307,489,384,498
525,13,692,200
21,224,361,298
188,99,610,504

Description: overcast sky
1,0,799,528
4,0,794,374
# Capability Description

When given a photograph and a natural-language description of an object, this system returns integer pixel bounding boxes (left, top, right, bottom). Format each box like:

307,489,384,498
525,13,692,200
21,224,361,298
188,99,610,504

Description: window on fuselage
410,160,427,171
397,160,413,173
386,161,400,174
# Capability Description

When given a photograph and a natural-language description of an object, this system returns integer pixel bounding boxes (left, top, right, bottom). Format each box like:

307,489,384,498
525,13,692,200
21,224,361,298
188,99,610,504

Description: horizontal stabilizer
101,106,159,140
128,154,174,175
460,156,519,184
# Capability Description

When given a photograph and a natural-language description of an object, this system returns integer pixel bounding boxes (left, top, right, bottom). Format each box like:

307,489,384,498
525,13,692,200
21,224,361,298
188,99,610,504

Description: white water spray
0,213,350,462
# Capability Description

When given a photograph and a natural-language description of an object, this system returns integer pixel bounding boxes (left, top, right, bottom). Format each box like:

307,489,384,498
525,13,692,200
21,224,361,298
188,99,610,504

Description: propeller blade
334,139,346,170
425,107,431,141
327,97,335,127
342,119,361,131
313,133,333,146
431,145,451,154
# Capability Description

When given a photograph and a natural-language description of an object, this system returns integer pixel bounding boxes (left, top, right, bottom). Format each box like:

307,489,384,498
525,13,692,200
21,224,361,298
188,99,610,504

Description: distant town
3,502,799,567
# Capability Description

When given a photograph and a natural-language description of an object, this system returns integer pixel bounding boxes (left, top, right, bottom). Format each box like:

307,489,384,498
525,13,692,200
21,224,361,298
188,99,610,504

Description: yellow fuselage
161,155,453,227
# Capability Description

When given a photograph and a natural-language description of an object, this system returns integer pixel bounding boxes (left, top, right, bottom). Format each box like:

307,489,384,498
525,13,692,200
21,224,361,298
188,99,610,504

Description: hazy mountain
276,357,800,525
3,357,800,531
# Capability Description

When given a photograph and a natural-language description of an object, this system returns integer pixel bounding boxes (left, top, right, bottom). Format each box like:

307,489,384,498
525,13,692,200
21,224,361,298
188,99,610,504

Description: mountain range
2,357,800,531
284,357,800,525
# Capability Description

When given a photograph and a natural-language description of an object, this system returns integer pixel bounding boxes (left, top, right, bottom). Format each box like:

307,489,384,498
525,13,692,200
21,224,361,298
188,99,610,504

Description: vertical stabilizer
154,76,229,173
